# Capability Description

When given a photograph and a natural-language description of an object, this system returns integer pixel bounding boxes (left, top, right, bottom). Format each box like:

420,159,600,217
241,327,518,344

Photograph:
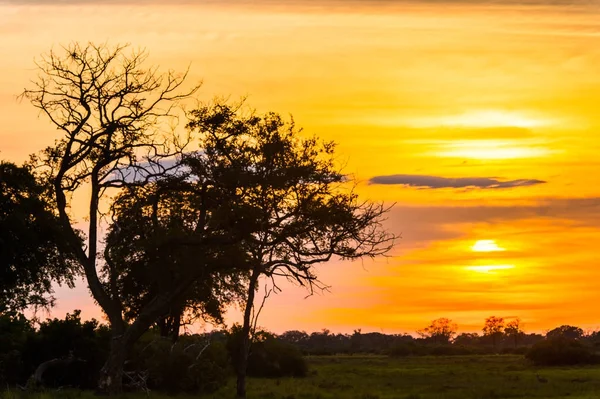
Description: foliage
482,316,505,349
504,318,525,347
0,313,35,386
226,325,308,378
21,42,201,393
186,102,395,397
526,336,598,366
0,311,109,389
128,332,230,394
104,177,249,340
547,325,585,340
417,318,458,344
0,162,79,312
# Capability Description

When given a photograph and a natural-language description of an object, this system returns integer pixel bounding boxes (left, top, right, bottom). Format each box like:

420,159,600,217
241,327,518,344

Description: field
3,355,600,399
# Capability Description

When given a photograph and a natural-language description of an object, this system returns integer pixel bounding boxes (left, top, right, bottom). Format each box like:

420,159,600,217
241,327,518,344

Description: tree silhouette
0,161,79,312
504,318,525,348
417,318,458,344
546,325,584,340
21,42,200,394
103,176,248,342
185,102,396,398
482,316,505,350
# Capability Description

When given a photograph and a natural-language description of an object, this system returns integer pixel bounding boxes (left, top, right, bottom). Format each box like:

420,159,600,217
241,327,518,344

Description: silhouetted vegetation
4,41,600,398
0,162,79,313
526,336,599,366
8,42,395,397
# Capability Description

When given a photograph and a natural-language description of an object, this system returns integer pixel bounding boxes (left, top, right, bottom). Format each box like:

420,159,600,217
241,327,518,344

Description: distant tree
21,42,200,394
279,330,309,346
482,316,505,350
185,103,396,398
0,161,79,312
417,318,458,344
546,325,584,340
453,332,480,346
504,318,525,348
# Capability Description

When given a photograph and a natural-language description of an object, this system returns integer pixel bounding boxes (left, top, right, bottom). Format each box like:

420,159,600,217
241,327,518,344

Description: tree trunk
98,335,128,395
236,269,260,399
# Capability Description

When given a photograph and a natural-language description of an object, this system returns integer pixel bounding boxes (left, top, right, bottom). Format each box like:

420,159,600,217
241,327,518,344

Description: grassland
3,355,600,399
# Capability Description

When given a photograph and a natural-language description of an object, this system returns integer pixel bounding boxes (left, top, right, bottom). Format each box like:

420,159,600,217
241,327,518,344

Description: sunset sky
2,0,600,335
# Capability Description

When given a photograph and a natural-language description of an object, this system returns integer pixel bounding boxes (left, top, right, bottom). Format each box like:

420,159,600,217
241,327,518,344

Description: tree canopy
0,161,79,312
185,102,396,398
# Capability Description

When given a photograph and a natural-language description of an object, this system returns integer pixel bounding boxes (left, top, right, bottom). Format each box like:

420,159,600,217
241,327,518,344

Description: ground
3,355,600,399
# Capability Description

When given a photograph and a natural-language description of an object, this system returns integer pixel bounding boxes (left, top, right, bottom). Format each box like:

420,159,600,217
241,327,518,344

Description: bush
526,337,599,366
248,338,308,378
129,333,230,394
388,343,413,357
227,325,308,378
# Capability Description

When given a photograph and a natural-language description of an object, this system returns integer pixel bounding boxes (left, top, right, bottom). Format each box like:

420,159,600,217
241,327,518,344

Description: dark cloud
369,174,546,189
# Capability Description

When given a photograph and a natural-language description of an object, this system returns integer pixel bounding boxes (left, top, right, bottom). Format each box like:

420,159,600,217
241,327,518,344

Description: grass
3,355,600,399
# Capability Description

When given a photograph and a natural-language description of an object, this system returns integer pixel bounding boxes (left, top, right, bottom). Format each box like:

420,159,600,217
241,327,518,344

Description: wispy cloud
369,174,546,189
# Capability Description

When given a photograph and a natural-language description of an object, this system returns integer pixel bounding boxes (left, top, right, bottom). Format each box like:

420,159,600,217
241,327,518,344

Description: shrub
248,338,308,378
388,343,413,357
129,333,230,394
526,337,598,366
227,325,308,378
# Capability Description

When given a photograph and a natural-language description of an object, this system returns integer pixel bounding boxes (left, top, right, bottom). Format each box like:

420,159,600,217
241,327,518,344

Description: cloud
369,174,546,189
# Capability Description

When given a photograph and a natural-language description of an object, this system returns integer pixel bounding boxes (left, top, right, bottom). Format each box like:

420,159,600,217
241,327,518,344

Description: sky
1,0,600,335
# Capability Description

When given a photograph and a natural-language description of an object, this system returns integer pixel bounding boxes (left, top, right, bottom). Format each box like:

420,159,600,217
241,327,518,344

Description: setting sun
471,240,505,253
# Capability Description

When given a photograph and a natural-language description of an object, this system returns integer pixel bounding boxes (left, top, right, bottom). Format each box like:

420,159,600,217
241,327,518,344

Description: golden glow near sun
471,240,505,252
411,110,550,129
434,140,553,160
465,265,515,274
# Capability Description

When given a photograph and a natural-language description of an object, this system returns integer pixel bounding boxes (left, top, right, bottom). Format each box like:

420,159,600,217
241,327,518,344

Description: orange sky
2,0,600,335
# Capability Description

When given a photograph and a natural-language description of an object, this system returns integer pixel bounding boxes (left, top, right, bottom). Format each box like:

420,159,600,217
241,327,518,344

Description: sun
471,240,505,252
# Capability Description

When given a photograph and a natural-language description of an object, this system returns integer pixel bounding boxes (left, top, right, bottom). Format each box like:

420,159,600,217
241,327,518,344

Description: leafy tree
104,176,249,342
0,161,79,312
417,318,458,344
185,103,395,398
504,318,525,348
546,325,584,340
21,42,200,394
482,316,505,350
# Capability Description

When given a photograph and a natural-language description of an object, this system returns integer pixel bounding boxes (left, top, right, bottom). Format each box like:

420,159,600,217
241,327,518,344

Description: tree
546,325,584,340
0,161,79,312
504,318,525,348
21,42,200,394
185,103,395,398
417,318,458,344
103,177,248,342
482,316,505,350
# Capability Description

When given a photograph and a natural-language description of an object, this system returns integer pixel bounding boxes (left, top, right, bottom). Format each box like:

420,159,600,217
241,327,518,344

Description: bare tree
185,103,396,398
21,42,200,394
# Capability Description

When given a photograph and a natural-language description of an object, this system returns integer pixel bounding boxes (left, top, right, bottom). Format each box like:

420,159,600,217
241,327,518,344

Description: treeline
4,310,600,394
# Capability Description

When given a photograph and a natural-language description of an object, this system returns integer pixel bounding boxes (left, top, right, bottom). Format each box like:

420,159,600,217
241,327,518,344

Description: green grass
4,355,600,399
